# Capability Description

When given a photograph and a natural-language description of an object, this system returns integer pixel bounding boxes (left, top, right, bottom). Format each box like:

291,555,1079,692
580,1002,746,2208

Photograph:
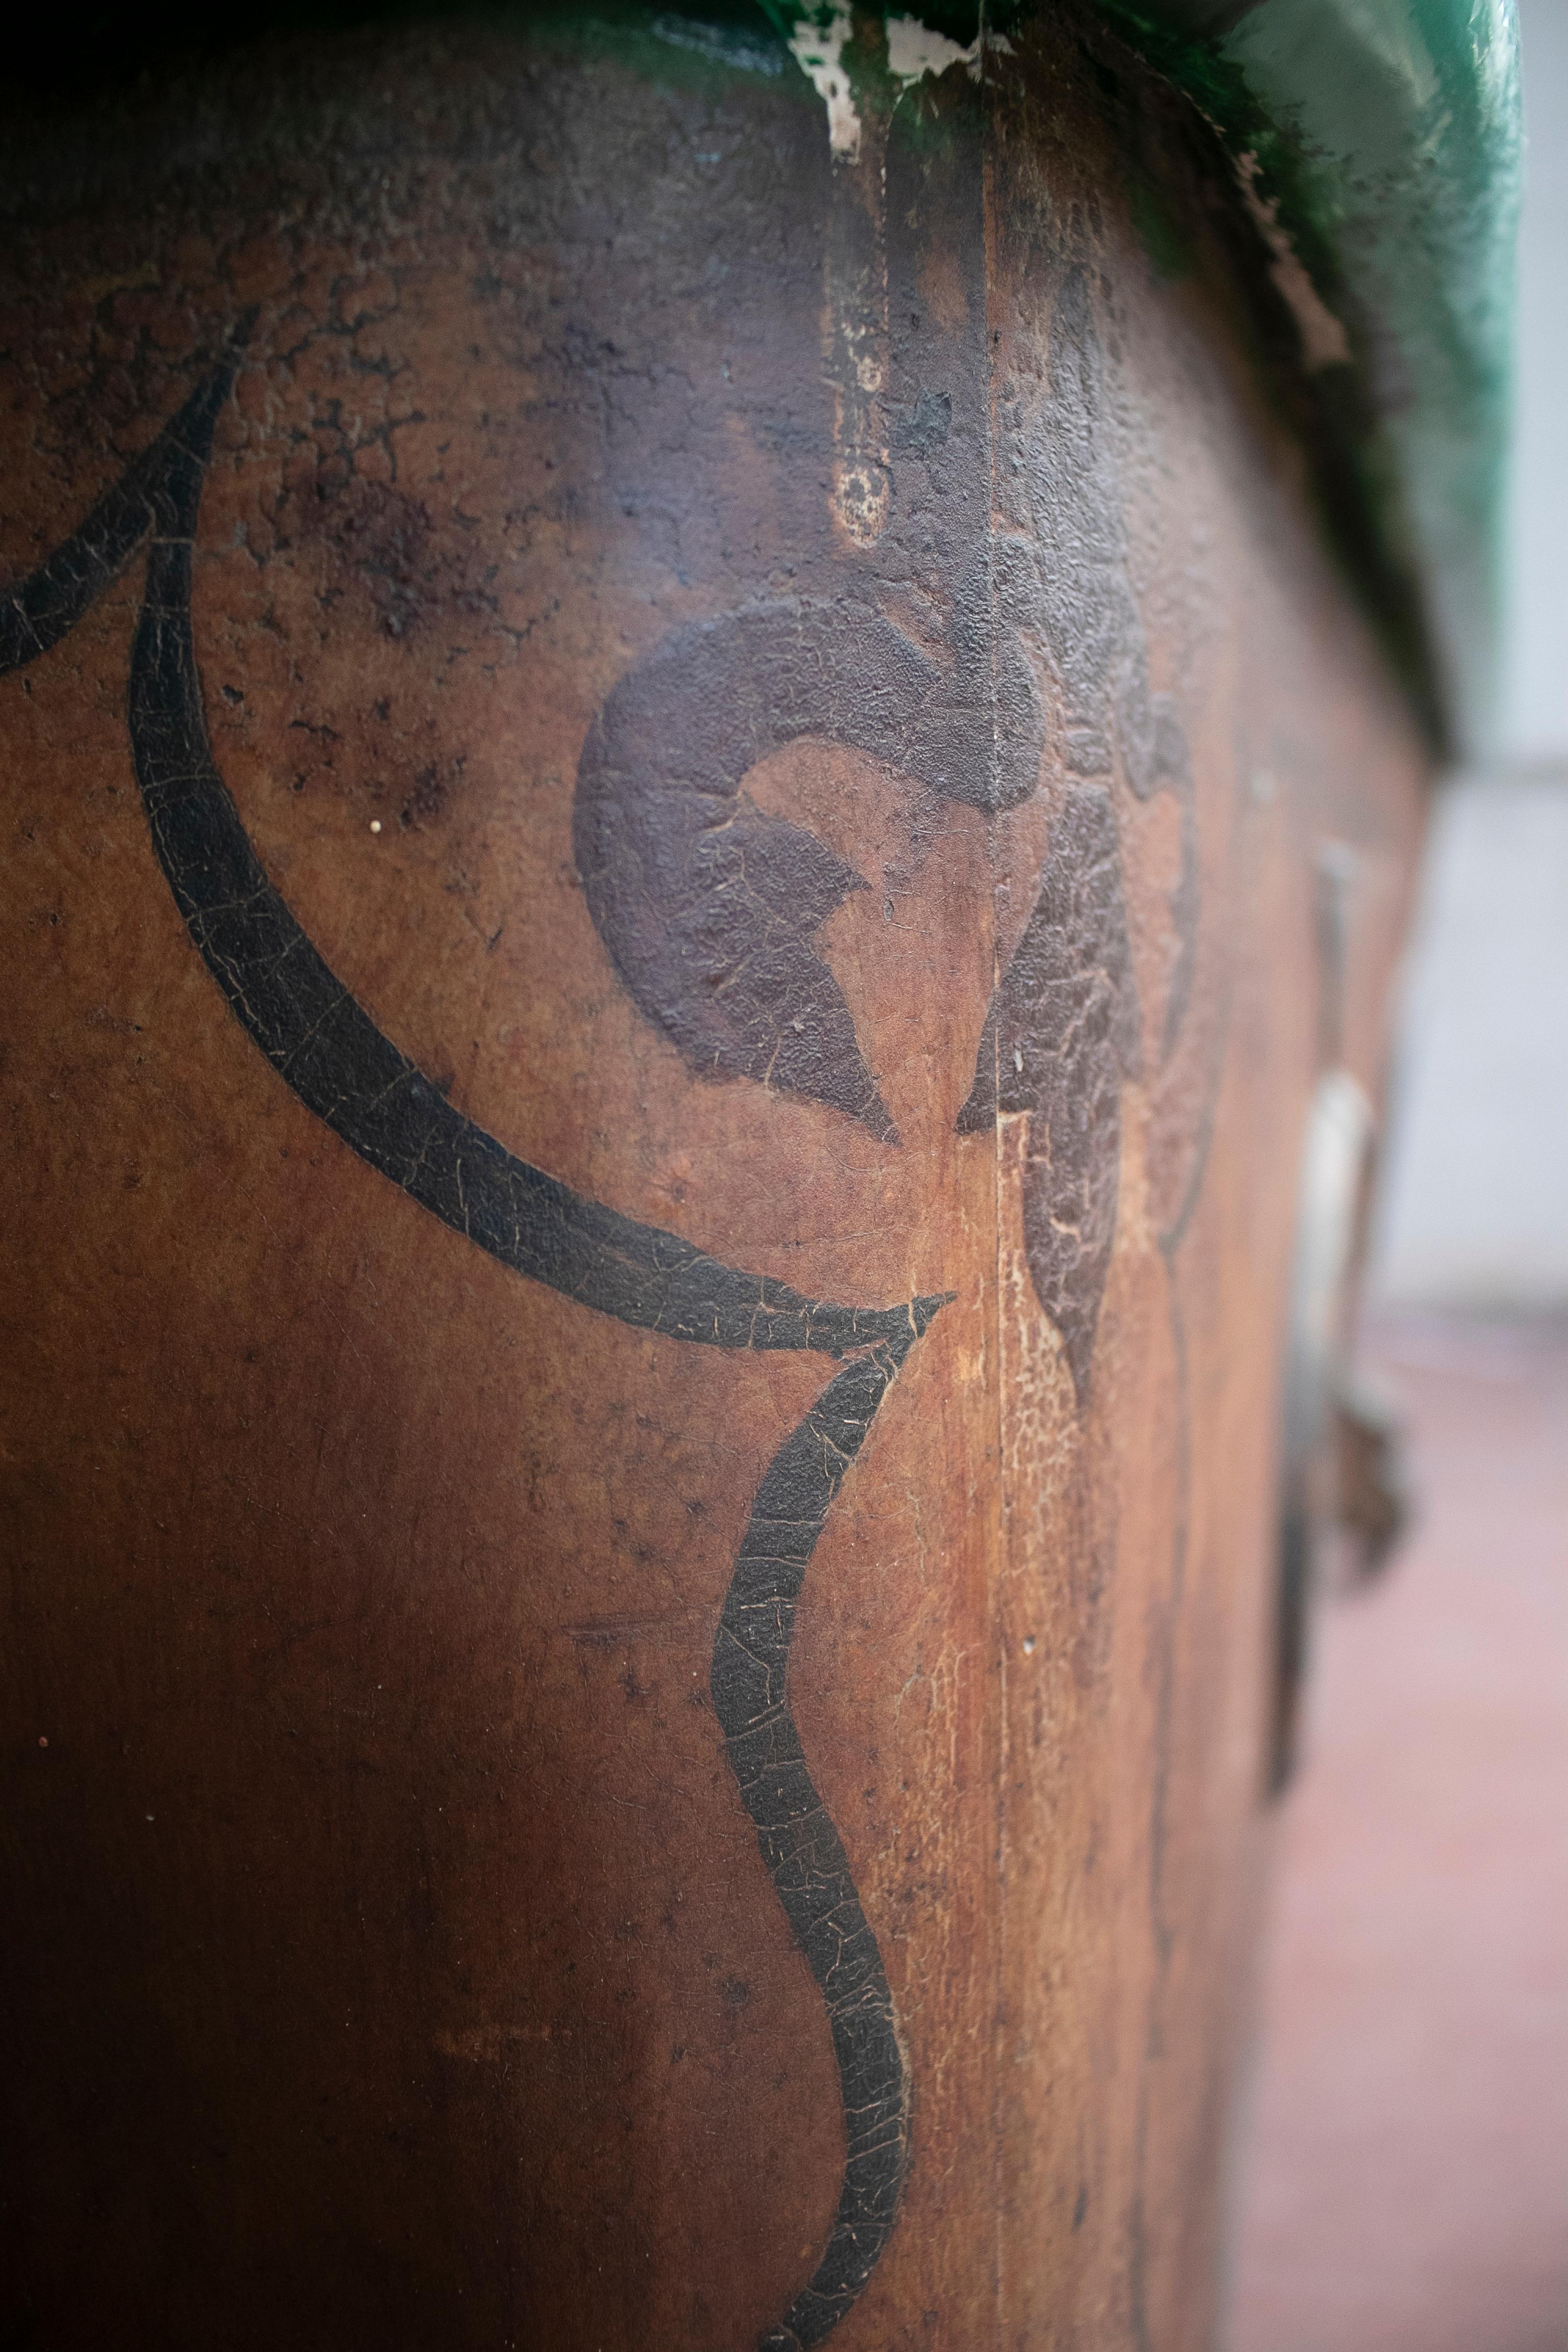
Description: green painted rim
1090,0,1521,752
4,0,1521,749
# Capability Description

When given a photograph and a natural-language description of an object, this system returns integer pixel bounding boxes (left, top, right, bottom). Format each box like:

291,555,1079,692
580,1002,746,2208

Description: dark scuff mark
893,386,952,460
400,760,450,829
956,785,1139,1409
285,472,446,642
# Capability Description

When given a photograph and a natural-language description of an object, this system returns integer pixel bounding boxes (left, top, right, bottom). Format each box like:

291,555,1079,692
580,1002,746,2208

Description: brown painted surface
1,13,1427,2350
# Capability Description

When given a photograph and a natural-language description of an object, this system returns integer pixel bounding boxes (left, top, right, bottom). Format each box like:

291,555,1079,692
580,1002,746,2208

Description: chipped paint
788,4,861,160
885,13,982,89
1235,151,1351,372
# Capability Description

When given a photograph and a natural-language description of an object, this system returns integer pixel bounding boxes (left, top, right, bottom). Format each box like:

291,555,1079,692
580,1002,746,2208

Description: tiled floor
1228,1315,1568,2352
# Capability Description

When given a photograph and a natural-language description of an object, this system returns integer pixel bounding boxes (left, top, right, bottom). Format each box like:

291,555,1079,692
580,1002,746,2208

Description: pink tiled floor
1228,1315,1568,2352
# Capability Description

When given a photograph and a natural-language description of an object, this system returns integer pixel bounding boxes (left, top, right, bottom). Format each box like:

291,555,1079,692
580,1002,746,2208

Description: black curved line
0,350,243,677
126,531,931,1353
6,353,948,2343
714,1326,939,2351
0,353,934,1362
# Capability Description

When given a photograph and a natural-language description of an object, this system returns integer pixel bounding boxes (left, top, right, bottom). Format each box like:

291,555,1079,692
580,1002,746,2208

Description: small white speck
1013,1046,1023,1073
1022,1635,1036,1656
370,819,383,834
146,1813,155,1821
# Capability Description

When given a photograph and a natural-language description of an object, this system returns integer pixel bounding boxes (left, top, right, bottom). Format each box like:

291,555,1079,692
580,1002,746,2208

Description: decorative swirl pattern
572,581,1043,1147
716,1331,939,2350
1,351,945,2348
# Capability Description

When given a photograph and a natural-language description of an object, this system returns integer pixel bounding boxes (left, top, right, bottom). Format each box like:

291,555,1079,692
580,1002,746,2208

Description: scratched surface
0,11,1427,2350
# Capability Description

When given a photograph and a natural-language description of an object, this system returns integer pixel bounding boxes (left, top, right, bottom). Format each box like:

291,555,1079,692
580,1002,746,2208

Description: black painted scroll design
956,783,1140,1409
0,363,241,675
127,500,932,1354
960,264,1201,1402
1,358,944,2349
1009,268,1190,813
717,1324,939,2352
572,582,1042,1146
573,76,1043,1152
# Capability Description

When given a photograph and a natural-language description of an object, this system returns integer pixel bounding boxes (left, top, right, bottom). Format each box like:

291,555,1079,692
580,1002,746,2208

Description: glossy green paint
1094,0,1521,745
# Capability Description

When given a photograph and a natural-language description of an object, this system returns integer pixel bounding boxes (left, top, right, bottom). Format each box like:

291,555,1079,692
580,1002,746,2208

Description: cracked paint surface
0,14,1431,2349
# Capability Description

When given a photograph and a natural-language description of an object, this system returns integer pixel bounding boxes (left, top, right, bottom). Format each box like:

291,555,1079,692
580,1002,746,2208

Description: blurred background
1228,1,1568,2344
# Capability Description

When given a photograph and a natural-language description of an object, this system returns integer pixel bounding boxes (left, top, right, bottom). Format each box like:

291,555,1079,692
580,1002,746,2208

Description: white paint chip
789,4,861,159
789,11,1012,158
885,13,984,88
1236,152,1352,371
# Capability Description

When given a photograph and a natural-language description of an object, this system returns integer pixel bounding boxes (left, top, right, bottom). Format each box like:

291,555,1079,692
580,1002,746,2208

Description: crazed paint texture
1010,268,1190,800
0,101,1180,2352
0,16,1431,2350
965,260,1203,1383
0,60,1187,2342
573,594,1041,1143
573,209,1193,1408
715,1336,935,2350
574,82,1042,1150
957,785,1139,1408
0,350,946,2351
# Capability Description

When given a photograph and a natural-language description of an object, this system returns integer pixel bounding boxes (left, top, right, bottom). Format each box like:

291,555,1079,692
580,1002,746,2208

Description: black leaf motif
958,785,1139,1408
573,593,1042,1141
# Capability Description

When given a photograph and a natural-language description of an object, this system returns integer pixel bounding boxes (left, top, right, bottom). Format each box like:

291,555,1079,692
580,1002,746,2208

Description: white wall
1501,0,1568,765
1371,0,1567,1310
1374,776,1568,1306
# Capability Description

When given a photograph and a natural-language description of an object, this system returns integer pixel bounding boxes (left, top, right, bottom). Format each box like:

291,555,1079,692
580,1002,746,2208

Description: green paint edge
5,0,1521,745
